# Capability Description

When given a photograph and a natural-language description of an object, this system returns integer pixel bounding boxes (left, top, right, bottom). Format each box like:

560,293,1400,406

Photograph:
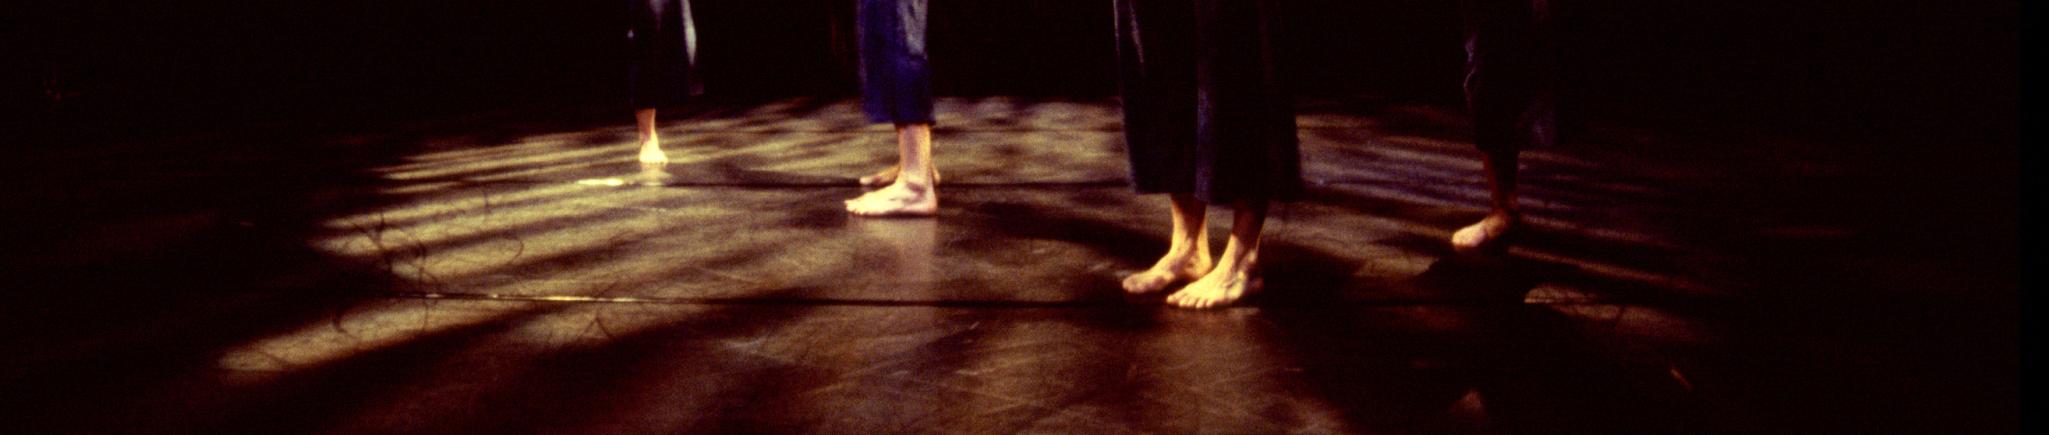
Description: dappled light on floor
4,96,2012,433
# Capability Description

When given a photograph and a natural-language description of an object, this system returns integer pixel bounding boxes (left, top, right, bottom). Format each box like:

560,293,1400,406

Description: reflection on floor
0,96,2016,433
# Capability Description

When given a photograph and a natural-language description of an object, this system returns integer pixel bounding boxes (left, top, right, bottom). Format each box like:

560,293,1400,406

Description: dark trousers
1114,0,1302,203
1460,0,1557,153
627,0,699,109
858,0,934,124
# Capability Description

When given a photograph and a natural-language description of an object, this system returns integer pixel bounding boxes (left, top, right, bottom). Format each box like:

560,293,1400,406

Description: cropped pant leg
858,0,934,124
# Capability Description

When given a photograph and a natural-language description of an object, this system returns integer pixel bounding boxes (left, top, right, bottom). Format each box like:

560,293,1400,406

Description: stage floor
1,96,2016,433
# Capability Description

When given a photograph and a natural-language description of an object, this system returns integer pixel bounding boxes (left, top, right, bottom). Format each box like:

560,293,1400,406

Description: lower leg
895,123,935,185
1123,194,1213,293
1168,200,1266,308
1452,149,1521,249
636,108,667,166
860,127,940,186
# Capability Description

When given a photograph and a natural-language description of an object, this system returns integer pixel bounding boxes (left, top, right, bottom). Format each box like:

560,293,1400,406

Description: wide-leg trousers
1114,0,1302,204
627,0,700,109
1460,0,1558,153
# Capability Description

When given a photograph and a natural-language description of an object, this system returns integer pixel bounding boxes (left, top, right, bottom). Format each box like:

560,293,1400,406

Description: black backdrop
13,0,2018,145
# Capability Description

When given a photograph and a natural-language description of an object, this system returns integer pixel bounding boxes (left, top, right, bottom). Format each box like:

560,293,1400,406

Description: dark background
12,1,2017,145
1,1,2026,431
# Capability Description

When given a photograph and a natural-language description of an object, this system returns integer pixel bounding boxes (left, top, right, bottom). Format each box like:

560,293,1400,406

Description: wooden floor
0,96,2017,433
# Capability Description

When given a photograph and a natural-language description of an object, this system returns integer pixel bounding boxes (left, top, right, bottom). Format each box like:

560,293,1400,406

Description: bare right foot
1165,242,1261,309
1165,268,1260,309
637,134,668,169
859,164,940,187
1451,211,1519,251
1123,249,1212,294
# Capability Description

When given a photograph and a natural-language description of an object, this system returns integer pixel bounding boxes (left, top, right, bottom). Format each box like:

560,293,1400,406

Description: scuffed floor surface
0,96,2016,433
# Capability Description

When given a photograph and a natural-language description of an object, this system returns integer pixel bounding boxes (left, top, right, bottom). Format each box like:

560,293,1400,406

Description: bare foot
637,163,671,186
1166,268,1260,309
845,180,937,217
1451,212,1519,251
638,135,668,169
1123,250,1212,294
858,165,940,187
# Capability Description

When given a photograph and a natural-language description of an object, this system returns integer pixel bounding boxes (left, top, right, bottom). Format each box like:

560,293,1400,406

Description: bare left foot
845,180,937,217
1165,267,1260,309
1451,212,1519,251
638,135,668,169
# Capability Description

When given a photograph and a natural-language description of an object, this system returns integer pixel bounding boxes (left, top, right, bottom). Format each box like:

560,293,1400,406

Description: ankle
1217,250,1258,273
893,178,932,194
897,168,934,185
1165,239,1212,256
1159,253,1203,271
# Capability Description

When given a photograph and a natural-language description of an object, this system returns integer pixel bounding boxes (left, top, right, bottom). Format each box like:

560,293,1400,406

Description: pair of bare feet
640,130,938,216
1122,246,1260,309
1123,210,1514,309
845,164,938,217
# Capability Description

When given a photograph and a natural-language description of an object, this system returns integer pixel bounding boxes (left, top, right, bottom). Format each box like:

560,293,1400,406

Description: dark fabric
1114,0,1301,203
858,0,934,124
1460,0,1557,153
627,0,700,109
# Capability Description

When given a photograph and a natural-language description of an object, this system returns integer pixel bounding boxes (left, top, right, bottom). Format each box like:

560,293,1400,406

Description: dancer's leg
635,108,667,167
1452,149,1519,250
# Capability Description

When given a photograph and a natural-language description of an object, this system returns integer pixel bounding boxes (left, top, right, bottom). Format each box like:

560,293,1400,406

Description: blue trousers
858,0,934,124
1114,0,1302,203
